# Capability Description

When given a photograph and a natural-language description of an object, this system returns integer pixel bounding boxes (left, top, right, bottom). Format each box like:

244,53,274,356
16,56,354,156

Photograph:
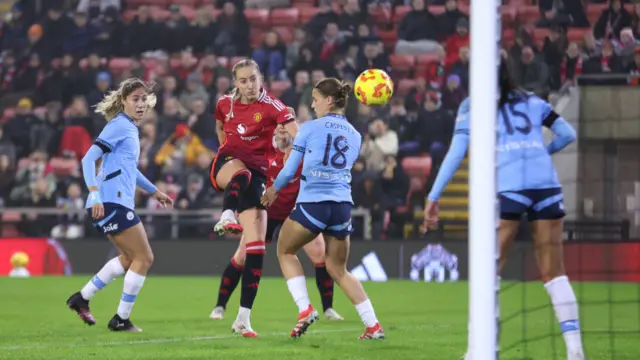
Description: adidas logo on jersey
350,252,388,282
103,223,119,232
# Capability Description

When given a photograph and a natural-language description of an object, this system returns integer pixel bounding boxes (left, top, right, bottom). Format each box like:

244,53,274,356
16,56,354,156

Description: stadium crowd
0,0,639,239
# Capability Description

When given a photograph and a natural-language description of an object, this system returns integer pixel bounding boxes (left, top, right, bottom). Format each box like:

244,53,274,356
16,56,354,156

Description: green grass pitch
0,277,637,360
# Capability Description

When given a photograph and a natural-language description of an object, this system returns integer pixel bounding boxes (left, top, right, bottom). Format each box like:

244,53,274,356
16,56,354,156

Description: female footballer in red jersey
210,59,298,337
210,124,344,322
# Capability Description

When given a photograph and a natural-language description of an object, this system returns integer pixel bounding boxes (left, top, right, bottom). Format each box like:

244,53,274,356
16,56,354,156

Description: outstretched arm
136,169,158,194
274,146,304,192
427,130,469,202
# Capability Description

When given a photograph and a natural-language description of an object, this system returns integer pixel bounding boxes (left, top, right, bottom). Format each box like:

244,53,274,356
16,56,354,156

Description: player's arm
135,169,158,194
83,122,124,192
273,124,308,192
214,99,226,145
542,108,576,155
427,115,470,202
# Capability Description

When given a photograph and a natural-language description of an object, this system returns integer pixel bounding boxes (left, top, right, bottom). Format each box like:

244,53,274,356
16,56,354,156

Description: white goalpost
468,1,500,359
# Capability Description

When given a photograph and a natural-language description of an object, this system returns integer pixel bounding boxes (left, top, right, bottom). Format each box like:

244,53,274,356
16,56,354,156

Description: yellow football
10,251,29,268
353,69,394,106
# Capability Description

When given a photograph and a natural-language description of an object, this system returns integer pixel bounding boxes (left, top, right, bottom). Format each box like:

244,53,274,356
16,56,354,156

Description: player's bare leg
103,223,154,332
531,219,584,360
463,219,518,360
213,159,250,236
210,239,246,319
324,235,384,340
277,219,320,338
67,235,130,326
303,234,343,320
230,208,267,337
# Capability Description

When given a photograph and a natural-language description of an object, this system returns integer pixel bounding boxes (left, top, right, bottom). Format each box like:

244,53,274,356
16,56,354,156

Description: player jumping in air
423,62,584,360
210,59,298,337
66,78,174,332
210,120,343,321
261,78,384,340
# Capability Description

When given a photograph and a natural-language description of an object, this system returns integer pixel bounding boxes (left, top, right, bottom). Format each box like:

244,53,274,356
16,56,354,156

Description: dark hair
498,61,517,107
314,77,351,109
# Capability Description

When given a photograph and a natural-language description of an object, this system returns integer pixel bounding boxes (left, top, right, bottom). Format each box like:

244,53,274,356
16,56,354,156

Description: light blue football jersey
454,94,561,193
292,114,362,204
87,113,141,210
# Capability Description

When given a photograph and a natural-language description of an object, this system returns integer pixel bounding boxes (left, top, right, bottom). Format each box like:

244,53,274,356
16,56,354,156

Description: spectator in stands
514,45,549,96
438,0,468,39
537,0,589,28
0,51,18,95
93,6,123,57
631,4,640,38
386,97,418,157
40,53,83,105
351,157,366,187
157,97,186,143
65,96,95,137
0,126,17,164
77,0,121,22
190,9,217,55
18,24,50,65
542,25,568,90
214,1,250,57
86,71,112,108
177,173,210,211
334,54,358,84
353,172,385,240
9,150,55,204
357,39,391,74
12,53,44,93
38,102,64,156
584,38,625,75
162,5,191,54
307,0,339,40
210,75,232,104
179,73,208,109
41,6,73,60
286,27,308,69
1,4,28,56
560,42,583,86
338,0,370,39
63,11,98,58
154,124,211,181
189,151,216,200
0,154,15,206
281,70,311,110
51,182,85,240
188,98,218,150
444,18,469,70
19,176,57,236
361,118,398,172
379,154,410,213
509,26,537,62
316,22,344,63
583,31,602,57
138,121,158,177
405,77,429,110
449,45,469,90
594,0,632,40
396,0,440,55
125,6,158,55
418,92,453,163
252,31,287,81
617,27,640,57
441,74,466,112
4,98,38,159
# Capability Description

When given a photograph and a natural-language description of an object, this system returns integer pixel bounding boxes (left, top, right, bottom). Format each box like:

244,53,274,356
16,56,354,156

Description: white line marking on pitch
0,324,447,351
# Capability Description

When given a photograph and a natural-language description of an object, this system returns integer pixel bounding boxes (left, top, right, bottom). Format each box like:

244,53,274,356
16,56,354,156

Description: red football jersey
214,89,294,173
266,140,302,221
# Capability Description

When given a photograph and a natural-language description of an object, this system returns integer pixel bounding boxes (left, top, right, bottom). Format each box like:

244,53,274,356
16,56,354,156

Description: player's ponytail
95,78,156,121
498,61,515,108
314,77,350,110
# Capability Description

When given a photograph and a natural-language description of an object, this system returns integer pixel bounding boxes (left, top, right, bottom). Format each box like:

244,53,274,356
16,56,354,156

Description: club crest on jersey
254,113,262,123
237,123,248,134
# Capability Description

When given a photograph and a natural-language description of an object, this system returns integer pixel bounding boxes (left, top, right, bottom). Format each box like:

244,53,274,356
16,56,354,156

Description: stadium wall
1,238,638,282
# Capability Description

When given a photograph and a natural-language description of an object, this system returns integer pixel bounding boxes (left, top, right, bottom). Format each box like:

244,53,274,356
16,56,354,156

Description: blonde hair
95,78,157,121
227,59,260,120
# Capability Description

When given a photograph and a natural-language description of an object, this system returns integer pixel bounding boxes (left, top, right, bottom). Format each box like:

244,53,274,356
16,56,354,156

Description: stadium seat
500,5,517,23
393,5,411,23
533,28,549,48
179,5,196,21
587,5,606,25
428,5,445,15
244,9,270,27
402,156,433,187
272,26,293,44
1,211,21,222
109,58,134,73
368,6,391,24
458,3,469,15
378,28,398,47
416,53,439,66
209,8,221,19
216,56,229,68
130,0,166,7
567,28,589,43
517,5,539,22
49,157,79,177
270,8,299,26
230,56,247,68
123,10,137,22
149,6,170,20
389,54,416,76
502,28,515,46
396,79,416,96
250,28,264,47
299,7,319,23
173,0,198,5
269,80,291,97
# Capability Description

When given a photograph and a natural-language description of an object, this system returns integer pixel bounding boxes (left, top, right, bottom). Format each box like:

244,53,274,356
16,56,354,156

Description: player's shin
221,169,251,218
216,257,244,309
544,275,584,353
239,240,265,313
117,270,146,320
80,256,127,300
